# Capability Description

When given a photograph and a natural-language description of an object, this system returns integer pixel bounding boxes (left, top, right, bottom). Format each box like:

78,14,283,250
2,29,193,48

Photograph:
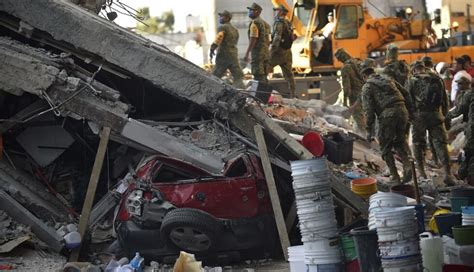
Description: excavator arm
364,16,434,52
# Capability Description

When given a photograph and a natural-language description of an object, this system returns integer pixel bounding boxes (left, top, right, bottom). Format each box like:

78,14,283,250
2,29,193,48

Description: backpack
279,21,294,49
419,74,444,110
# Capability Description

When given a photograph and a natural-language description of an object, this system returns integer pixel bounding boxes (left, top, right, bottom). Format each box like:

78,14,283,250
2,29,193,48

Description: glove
366,131,374,142
209,43,218,60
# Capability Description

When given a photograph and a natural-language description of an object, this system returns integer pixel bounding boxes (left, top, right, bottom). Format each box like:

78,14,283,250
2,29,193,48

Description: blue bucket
434,213,462,237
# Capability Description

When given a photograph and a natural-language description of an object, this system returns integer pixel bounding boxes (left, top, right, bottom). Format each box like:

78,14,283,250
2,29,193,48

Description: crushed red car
114,152,280,263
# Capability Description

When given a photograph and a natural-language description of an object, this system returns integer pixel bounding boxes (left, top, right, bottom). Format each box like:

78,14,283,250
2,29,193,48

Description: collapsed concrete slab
0,190,64,252
0,0,245,118
0,37,223,173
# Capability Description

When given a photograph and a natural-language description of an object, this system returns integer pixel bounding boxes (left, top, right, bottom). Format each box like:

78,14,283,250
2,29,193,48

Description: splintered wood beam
69,127,111,262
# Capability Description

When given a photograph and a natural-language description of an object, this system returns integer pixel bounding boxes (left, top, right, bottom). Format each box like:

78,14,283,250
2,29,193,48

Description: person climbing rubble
360,66,413,184
405,61,455,186
334,48,367,135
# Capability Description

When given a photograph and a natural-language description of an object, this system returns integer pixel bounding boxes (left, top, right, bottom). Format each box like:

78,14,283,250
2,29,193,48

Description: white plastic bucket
376,225,419,242
288,245,305,272
369,192,407,210
381,254,422,272
378,239,420,259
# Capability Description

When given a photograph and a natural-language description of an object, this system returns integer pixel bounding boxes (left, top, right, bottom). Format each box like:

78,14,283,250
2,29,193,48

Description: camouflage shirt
361,74,407,131
248,16,270,60
215,22,239,58
383,60,410,86
340,59,364,100
271,16,292,49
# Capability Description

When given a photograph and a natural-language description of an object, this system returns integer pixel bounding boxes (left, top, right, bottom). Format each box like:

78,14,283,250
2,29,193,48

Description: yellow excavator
271,0,474,74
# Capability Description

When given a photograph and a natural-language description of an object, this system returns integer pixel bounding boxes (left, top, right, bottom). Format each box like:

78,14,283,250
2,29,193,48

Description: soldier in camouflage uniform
334,48,367,134
383,44,410,86
406,62,455,185
361,67,413,184
210,10,245,89
446,76,474,185
269,5,296,98
244,3,271,83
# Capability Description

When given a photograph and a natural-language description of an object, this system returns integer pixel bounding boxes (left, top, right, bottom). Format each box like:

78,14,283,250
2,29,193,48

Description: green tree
136,7,175,34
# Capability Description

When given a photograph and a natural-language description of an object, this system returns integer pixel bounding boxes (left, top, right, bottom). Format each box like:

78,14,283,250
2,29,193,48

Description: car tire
160,208,219,254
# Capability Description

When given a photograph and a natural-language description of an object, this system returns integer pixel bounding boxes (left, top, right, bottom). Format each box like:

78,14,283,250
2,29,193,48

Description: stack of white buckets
290,158,341,272
369,192,423,271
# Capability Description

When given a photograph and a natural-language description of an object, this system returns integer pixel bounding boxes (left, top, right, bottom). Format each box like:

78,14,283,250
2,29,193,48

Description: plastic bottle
129,252,144,272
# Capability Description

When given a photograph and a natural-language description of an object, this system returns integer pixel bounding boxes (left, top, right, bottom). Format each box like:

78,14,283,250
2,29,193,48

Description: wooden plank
69,127,111,261
254,125,290,261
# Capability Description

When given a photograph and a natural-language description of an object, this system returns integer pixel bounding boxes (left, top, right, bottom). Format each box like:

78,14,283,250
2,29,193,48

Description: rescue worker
422,56,450,166
244,3,271,83
334,48,367,135
210,10,245,89
406,62,455,185
269,4,296,98
446,76,474,185
361,66,413,184
383,44,410,86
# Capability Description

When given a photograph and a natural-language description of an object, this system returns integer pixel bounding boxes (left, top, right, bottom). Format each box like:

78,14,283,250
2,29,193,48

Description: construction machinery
272,0,474,73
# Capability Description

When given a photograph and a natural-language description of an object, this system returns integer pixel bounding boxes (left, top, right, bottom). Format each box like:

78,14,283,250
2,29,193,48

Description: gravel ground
1,246,66,271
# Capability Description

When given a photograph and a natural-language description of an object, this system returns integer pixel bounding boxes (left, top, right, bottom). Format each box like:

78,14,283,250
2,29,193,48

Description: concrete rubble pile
0,0,370,269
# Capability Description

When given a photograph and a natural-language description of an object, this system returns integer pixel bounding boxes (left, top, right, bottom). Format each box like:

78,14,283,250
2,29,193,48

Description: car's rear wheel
160,208,219,253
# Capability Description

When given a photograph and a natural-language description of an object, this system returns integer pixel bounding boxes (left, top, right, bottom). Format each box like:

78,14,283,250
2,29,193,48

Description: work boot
402,167,413,184
443,173,456,186
417,166,428,180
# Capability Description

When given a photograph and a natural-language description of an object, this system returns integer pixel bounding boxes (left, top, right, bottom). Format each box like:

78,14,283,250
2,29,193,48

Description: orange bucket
351,178,377,199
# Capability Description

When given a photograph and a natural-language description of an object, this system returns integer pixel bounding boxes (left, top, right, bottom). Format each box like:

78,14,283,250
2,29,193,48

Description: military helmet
412,60,425,70
334,48,352,62
360,58,375,70
421,56,433,68
386,44,399,60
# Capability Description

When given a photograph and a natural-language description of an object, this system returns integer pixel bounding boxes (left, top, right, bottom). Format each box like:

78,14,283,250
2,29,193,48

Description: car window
154,165,194,182
335,5,358,39
225,158,248,177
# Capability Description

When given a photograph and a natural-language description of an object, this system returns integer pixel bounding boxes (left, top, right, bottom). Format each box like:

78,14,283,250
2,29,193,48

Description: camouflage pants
251,56,269,83
349,95,367,135
459,148,474,182
213,56,245,89
270,48,295,98
412,112,450,169
378,106,411,180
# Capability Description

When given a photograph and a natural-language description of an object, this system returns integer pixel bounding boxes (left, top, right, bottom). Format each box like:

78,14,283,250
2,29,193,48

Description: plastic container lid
302,131,325,157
